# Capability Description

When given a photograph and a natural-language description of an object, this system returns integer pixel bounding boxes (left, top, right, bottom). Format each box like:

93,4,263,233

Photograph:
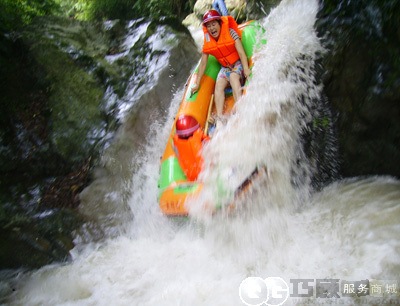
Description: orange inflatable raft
158,20,266,216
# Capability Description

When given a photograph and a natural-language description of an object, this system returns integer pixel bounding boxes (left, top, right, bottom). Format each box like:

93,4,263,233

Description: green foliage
54,0,89,20
0,0,60,31
86,0,134,21
0,0,193,31
86,0,192,22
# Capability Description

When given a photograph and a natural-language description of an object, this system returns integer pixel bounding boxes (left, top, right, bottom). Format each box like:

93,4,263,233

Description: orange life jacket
173,129,209,181
202,16,242,67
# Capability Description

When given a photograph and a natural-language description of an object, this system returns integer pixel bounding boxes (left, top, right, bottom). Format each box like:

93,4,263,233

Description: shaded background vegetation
0,0,194,33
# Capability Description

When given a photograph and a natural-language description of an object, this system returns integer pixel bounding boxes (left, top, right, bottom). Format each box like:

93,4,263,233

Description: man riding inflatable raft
158,9,266,216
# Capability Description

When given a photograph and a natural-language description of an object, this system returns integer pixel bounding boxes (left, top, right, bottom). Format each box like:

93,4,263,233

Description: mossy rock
0,14,199,269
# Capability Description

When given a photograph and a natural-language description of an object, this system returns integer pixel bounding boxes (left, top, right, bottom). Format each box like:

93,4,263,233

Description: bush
0,0,194,31
0,0,60,32
87,0,192,22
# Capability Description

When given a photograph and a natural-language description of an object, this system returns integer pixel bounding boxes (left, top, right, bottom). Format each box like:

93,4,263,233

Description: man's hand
191,83,200,95
244,67,251,79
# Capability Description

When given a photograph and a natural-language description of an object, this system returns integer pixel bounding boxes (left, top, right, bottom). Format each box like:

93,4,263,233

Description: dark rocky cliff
316,0,400,178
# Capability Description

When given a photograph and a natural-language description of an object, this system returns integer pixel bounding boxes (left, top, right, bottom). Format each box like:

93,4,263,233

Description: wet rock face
0,16,198,269
316,0,400,178
78,18,200,237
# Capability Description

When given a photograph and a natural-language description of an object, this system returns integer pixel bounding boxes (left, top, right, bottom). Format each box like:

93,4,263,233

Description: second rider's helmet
176,115,200,138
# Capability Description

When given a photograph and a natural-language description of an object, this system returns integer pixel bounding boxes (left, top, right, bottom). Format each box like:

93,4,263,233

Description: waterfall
4,0,399,305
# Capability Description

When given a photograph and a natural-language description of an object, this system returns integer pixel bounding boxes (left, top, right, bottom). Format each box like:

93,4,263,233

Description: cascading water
3,0,399,305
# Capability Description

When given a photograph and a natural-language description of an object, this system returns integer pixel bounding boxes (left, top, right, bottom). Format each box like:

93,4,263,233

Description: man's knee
216,79,227,91
230,74,242,89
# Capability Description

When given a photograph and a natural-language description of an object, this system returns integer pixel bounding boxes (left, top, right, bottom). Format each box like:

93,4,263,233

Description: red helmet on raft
176,115,200,138
203,9,221,25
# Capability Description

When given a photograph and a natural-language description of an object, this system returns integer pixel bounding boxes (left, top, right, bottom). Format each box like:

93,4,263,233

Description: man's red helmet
203,10,221,25
176,115,200,138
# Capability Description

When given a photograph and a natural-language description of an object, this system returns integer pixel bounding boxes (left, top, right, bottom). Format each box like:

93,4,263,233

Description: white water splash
5,0,400,305
191,0,323,217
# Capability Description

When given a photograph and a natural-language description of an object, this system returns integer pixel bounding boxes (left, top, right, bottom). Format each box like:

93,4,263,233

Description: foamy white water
5,0,400,305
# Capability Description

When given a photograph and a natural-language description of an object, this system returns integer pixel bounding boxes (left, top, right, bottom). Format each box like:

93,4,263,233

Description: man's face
206,20,221,40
